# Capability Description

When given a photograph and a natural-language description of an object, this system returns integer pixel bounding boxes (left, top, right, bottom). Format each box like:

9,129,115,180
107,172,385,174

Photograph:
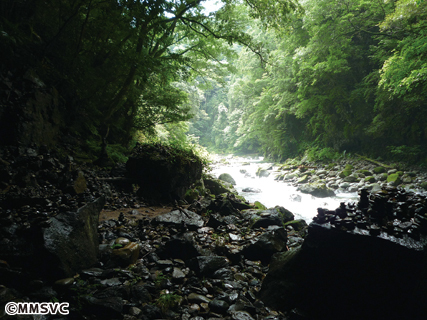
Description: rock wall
0,70,63,147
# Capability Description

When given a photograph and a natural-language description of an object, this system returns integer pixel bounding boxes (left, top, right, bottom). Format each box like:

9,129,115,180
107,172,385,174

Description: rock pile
0,146,307,319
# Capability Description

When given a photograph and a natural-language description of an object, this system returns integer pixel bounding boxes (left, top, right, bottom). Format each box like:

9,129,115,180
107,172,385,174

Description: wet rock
387,173,401,186
41,196,105,279
289,194,301,202
209,299,229,313
212,267,234,280
172,267,186,282
219,173,236,186
163,232,199,260
131,284,151,303
128,307,142,317
242,227,288,264
256,168,270,178
250,206,294,228
343,175,358,183
283,219,307,232
297,175,309,184
112,242,140,266
153,209,204,230
231,310,256,320
188,293,211,304
204,176,235,195
189,256,229,276
242,187,261,193
141,304,162,319
115,237,131,246
82,296,123,319
297,182,335,198
373,166,386,174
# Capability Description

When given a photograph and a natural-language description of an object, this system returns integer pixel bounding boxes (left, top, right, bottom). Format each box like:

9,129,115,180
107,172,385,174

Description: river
211,155,359,223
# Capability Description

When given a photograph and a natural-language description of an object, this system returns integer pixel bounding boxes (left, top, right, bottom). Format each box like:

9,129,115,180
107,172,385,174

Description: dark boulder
188,256,229,276
161,232,200,260
297,182,335,198
218,173,237,185
249,206,294,228
204,175,235,195
126,143,202,202
0,196,105,280
41,196,105,278
242,227,288,264
259,222,427,320
152,209,204,231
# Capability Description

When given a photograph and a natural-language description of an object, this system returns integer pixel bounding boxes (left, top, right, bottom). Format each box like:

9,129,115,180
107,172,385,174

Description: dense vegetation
1,0,426,164
190,0,427,163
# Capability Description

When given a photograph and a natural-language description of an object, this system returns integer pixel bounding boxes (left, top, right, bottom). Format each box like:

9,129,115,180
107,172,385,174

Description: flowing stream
211,155,359,223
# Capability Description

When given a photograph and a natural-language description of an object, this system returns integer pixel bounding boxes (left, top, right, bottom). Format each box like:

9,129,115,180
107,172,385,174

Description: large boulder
218,173,236,185
41,196,105,278
259,189,427,320
0,196,105,281
126,143,203,202
152,209,204,231
297,182,335,198
248,206,295,228
204,175,235,195
242,227,288,264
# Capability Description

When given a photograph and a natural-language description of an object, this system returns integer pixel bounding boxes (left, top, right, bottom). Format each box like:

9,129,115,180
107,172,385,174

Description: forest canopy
1,0,426,164
188,0,427,163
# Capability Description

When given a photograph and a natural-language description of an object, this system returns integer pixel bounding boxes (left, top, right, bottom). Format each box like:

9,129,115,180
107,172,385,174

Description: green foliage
1,0,299,156
303,146,341,162
387,145,424,163
187,0,427,164
156,292,181,313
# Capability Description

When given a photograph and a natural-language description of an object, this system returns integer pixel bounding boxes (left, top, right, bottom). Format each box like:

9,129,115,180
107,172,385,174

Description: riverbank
209,154,427,222
1,145,427,319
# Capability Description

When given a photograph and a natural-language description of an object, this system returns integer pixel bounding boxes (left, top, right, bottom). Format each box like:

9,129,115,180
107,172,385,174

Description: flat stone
188,293,211,304
153,209,204,230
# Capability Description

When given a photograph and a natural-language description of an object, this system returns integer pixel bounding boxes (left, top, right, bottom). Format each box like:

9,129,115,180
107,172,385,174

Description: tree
0,0,299,152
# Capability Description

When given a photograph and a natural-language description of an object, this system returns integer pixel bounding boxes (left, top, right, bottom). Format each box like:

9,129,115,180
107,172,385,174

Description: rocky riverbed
1,146,427,319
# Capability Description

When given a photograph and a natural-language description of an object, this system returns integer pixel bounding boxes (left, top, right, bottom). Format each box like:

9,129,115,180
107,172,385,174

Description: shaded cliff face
0,71,63,147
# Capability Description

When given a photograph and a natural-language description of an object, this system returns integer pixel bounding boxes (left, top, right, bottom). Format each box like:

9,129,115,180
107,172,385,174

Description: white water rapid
210,155,359,223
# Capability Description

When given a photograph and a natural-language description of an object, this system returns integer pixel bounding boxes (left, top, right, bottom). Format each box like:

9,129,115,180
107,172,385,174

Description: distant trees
194,0,427,162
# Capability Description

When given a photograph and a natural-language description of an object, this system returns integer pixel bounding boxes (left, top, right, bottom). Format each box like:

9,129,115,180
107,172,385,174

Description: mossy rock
236,195,247,202
326,163,336,170
420,182,427,190
373,166,386,174
396,171,404,176
204,176,234,195
254,201,267,210
283,219,307,231
377,173,388,181
387,173,401,186
401,175,413,184
357,169,373,176
339,170,352,178
344,164,354,171
364,176,376,183
185,188,199,203
297,174,309,184
218,173,236,185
